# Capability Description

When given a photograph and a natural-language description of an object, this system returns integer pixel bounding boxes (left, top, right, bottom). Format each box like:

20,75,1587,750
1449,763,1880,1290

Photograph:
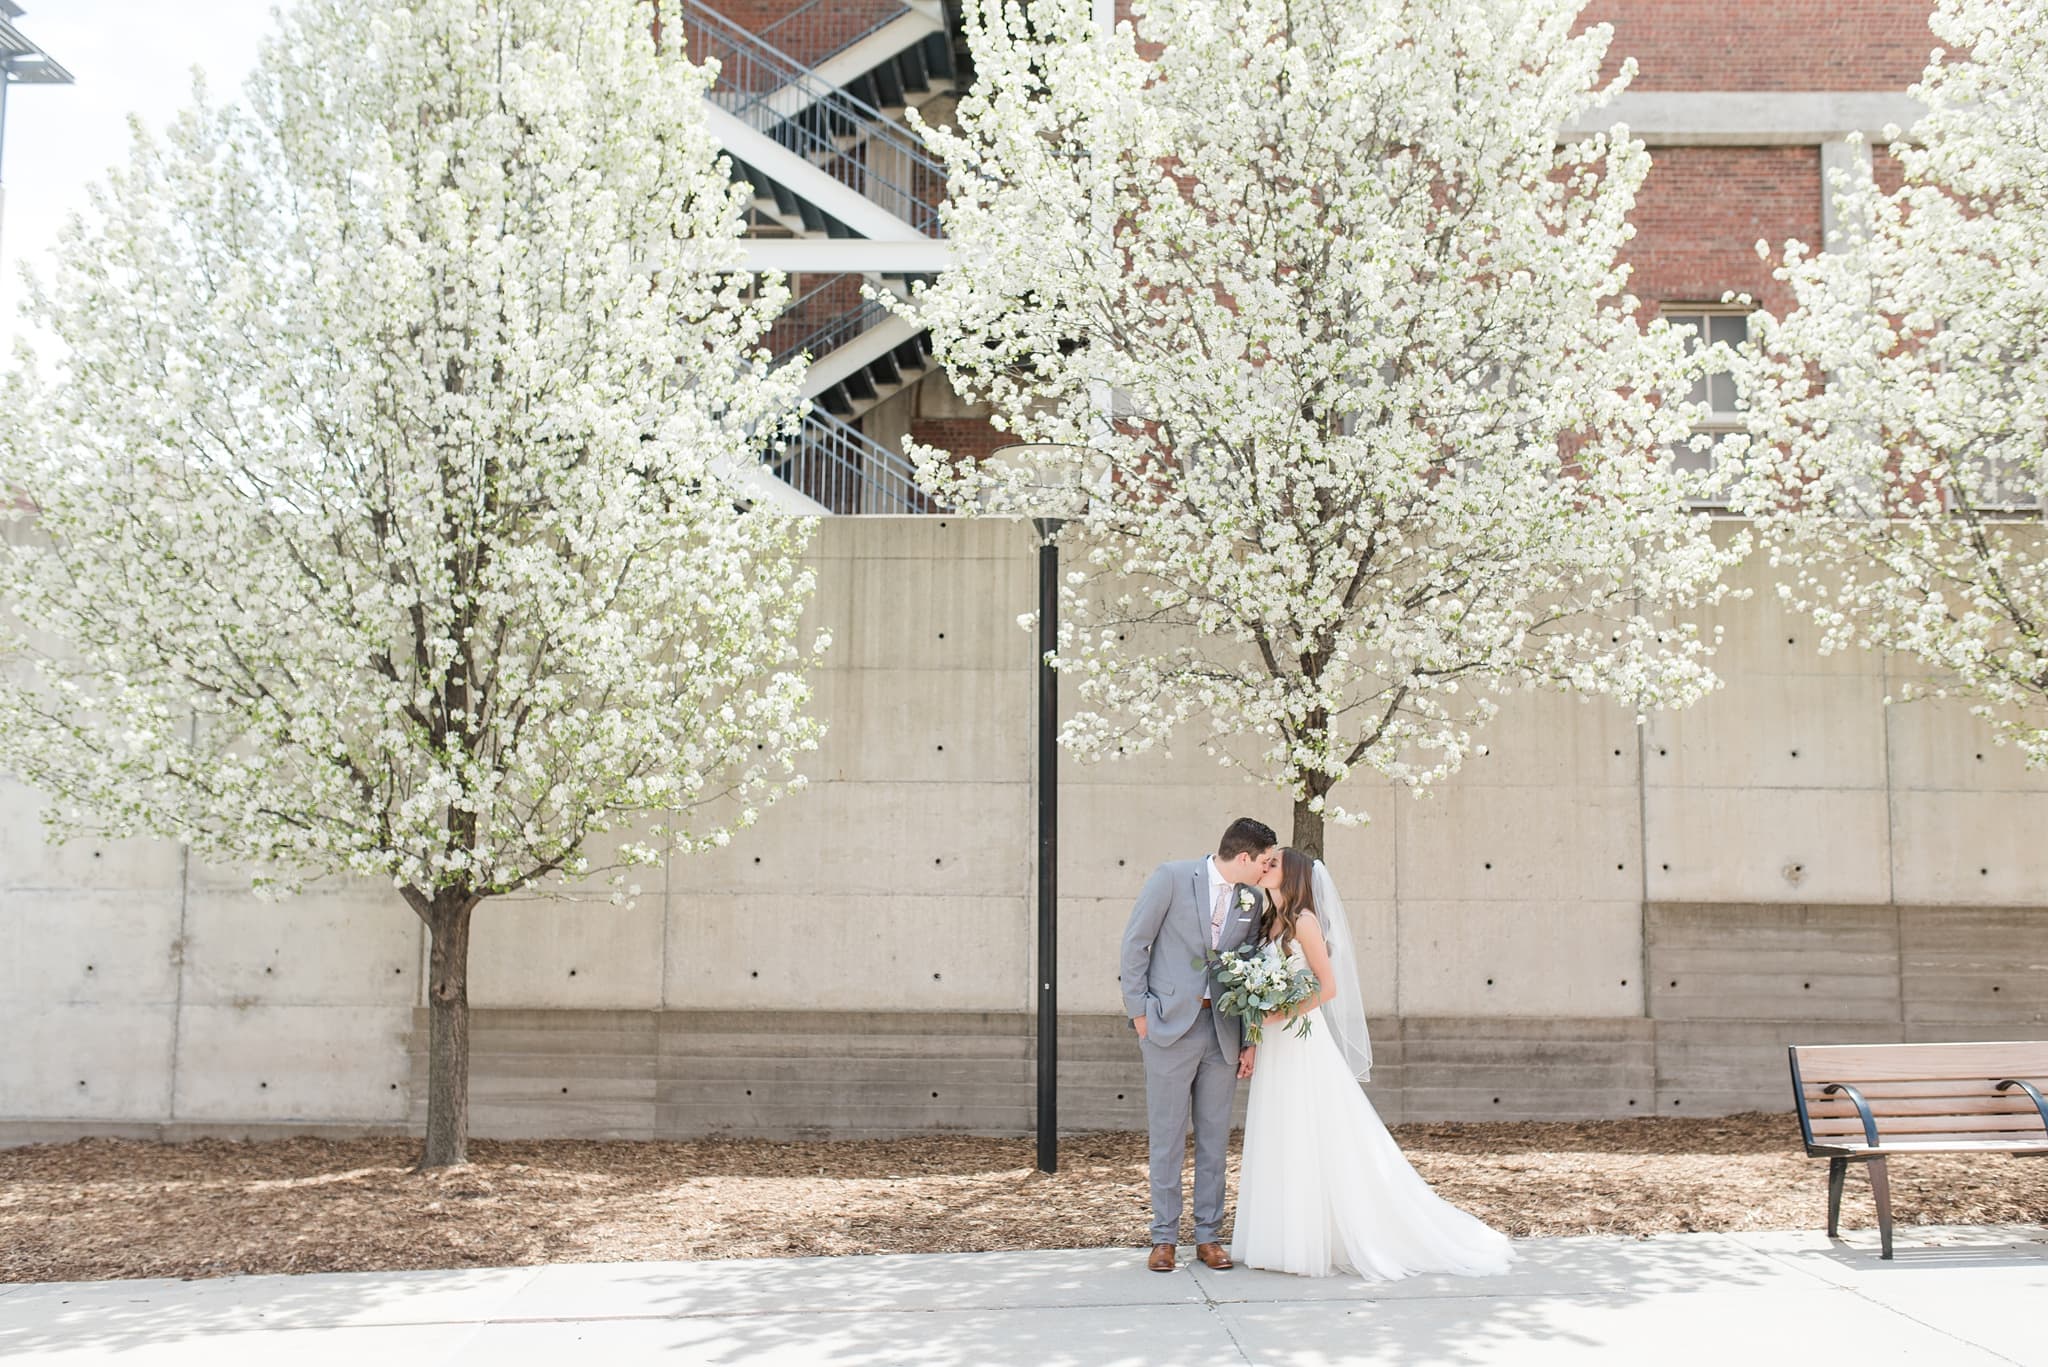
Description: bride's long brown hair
1260,847,1318,947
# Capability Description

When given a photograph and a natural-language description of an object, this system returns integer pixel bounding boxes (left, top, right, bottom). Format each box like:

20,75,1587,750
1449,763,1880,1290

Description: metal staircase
771,276,937,419
770,406,933,513
683,0,953,514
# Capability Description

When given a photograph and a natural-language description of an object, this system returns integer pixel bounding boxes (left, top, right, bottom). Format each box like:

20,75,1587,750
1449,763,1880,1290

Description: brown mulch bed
4,1113,2045,1283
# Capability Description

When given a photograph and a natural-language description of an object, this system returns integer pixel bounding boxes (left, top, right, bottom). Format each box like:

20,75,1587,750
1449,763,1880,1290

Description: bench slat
1811,1112,2048,1137
1811,1137,2048,1153
1793,1041,2048,1082
1807,1094,2048,1119
1801,1077,2048,1101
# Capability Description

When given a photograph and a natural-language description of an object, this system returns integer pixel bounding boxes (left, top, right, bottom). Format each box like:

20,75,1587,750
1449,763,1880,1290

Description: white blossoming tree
899,0,1741,855
1732,0,2048,763
0,0,823,1167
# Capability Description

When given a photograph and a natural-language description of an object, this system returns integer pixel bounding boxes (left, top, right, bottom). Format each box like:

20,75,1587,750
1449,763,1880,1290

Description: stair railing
765,273,862,360
771,406,929,514
773,294,899,370
680,0,946,237
758,0,913,70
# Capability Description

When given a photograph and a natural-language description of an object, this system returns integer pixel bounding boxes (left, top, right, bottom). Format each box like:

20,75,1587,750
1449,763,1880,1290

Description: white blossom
1731,0,2048,764
0,0,823,1163
896,0,1739,848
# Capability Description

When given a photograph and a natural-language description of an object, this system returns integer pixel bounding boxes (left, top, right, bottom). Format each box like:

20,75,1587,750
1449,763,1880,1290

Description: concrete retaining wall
3,516,2045,1139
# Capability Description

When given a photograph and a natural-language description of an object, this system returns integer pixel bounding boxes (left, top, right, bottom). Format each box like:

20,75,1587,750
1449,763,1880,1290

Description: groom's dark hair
1217,817,1278,861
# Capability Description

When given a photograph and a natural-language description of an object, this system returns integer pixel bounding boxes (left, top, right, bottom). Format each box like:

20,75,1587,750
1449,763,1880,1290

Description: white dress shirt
1205,855,1234,950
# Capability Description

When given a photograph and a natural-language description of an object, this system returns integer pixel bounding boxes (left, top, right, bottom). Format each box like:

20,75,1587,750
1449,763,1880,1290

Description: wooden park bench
1788,1041,2048,1258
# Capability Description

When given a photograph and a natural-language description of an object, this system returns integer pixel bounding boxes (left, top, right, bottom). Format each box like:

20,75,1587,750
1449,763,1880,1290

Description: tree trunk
419,891,479,1170
1291,790,1326,862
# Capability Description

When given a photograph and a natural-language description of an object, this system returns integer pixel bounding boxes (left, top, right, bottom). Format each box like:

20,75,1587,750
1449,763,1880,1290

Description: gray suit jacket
1118,857,1267,1058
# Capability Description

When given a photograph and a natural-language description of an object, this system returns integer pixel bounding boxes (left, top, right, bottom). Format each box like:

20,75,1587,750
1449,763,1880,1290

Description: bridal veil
1310,859,1373,1080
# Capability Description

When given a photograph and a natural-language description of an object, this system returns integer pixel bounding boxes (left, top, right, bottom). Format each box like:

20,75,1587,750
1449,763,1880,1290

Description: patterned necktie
1212,882,1230,949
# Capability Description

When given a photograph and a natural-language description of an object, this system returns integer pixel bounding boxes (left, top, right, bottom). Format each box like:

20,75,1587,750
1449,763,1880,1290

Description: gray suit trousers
1140,1005,1238,1246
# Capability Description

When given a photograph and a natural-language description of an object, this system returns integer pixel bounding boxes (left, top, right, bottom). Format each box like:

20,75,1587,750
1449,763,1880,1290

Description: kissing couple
1118,816,1516,1279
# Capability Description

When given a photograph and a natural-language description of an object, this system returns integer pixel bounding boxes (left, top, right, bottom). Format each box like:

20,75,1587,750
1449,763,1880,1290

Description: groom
1119,816,1278,1272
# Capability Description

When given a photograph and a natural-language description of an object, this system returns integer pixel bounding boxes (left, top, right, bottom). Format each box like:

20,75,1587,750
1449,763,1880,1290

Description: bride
1230,847,1515,1280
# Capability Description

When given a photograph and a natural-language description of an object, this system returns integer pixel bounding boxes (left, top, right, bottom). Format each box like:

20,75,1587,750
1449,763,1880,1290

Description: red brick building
1581,2,1932,480
697,0,1937,510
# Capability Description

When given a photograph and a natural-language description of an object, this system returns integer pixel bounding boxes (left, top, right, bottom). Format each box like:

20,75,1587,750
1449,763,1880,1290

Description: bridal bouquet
1204,941,1319,1045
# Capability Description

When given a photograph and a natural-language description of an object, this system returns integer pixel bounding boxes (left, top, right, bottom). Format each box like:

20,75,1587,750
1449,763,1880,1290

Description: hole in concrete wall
1787,637,1796,645
394,967,403,975
391,1083,398,1090
1118,859,1126,867
1993,985,2002,993
1483,862,1492,870
260,1082,268,1089
1976,753,1984,761
1790,750,1799,758
754,857,761,864
936,744,944,752
1620,979,1628,987
938,521,948,529
1672,1099,1681,1106
1628,1099,1637,1106
1981,868,1989,876
1616,863,1624,871
1613,748,1622,756
932,1091,939,1098
1116,1093,1125,1100
92,851,102,859
1657,748,1667,756
1803,982,1811,989
85,964,94,973
77,1080,85,1088
264,966,273,975
937,632,946,640
1492,1097,1500,1104
932,973,942,981
750,971,759,978
1661,863,1670,871
746,1089,752,1096
568,969,577,977
934,858,942,865
1485,978,1494,986
1669,980,1678,988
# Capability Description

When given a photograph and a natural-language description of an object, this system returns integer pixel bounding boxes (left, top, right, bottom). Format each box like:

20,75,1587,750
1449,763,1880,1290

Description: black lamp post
997,445,1087,1177
1032,513,1062,1173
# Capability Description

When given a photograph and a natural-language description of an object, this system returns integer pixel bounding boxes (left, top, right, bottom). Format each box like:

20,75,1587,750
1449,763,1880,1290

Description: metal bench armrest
1996,1079,2048,1136
1821,1082,1881,1148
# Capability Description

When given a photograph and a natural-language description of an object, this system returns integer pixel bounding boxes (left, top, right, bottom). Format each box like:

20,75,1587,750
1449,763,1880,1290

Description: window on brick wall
1955,450,2043,515
1663,307,1748,505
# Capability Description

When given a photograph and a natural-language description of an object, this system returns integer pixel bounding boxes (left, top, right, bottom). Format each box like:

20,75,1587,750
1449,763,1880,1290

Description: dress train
1230,945,1515,1280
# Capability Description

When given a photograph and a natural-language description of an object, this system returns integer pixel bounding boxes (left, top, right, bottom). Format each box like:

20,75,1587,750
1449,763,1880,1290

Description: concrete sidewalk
2,1224,2044,1365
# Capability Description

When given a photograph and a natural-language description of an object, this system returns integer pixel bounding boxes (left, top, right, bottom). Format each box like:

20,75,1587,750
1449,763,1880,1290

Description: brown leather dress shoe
1147,1243,1176,1272
1195,1242,1233,1270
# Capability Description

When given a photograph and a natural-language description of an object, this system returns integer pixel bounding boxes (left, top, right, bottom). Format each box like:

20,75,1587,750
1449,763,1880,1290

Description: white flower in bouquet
1206,941,1320,1044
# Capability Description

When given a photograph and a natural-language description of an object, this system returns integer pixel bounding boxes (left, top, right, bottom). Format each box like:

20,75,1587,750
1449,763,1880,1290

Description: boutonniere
1237,888,1256,914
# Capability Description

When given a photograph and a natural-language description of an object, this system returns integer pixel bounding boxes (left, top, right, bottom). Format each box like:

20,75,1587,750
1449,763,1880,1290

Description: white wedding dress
1231,930,1515,1280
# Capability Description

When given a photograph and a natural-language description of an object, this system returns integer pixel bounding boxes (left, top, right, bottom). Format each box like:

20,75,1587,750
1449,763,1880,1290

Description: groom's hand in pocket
1237,1046,1256,1079
1132,1015,1148,1041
